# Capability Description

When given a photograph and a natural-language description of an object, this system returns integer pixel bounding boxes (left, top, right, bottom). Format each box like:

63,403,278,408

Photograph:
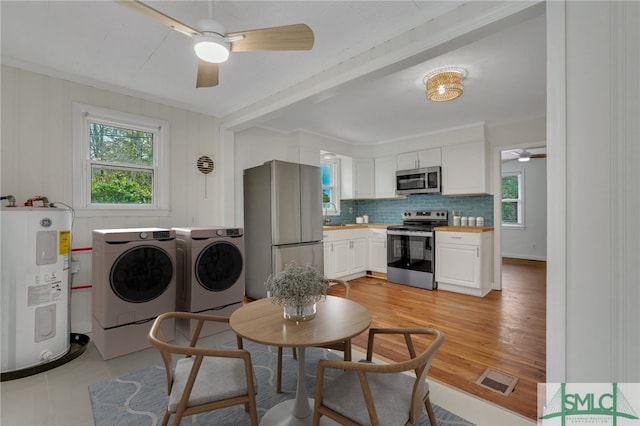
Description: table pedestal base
260,399,338,425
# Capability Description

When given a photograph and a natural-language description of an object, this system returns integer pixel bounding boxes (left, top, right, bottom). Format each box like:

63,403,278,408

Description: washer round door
196,241,243,292
110,246,174,303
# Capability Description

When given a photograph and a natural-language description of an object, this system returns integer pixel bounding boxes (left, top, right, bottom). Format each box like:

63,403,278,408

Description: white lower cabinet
323,229,367,279
332,240,351,277
435,231,493,297
368,229,387,273
350,238,367,272
323,240,333,278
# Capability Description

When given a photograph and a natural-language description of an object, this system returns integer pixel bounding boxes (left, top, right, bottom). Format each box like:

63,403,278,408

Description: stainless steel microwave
395,166,441,194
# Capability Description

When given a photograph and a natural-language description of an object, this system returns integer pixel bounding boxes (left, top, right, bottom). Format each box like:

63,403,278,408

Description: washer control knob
216,229,225,237
139,232,148,239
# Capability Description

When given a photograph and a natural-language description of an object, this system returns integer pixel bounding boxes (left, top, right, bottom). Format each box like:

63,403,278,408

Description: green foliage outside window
322,189,331,203
502,201,518,223
501,174,520,224
91,168,152,204
89,123,154,204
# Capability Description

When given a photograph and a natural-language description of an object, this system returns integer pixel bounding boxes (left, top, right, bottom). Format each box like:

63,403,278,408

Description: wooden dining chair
312,327,445,426
148,311,259,426
276,279,352,393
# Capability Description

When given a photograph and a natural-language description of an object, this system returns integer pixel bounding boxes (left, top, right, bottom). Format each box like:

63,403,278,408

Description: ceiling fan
503,149,547,162
115,0,314,87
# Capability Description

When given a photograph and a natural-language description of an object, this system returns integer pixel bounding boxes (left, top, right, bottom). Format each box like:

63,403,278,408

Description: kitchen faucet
323,202,337,225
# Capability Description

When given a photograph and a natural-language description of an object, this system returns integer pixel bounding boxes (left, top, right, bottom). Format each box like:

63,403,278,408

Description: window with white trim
73,103,169,215
321,158,340,215
501,171,524,227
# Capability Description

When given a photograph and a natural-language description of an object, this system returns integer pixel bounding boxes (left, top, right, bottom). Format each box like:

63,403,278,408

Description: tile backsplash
333,194,494,226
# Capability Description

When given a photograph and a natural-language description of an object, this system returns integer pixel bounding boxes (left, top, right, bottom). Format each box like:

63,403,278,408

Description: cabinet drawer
369,229,387,240
436,231,480,245
323,229,367,242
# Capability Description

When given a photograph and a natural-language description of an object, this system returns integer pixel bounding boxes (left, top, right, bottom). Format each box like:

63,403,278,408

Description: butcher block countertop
434,226,494,233
323,223,396,231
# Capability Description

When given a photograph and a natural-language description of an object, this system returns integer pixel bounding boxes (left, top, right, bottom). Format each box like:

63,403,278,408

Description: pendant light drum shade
425,67,466,102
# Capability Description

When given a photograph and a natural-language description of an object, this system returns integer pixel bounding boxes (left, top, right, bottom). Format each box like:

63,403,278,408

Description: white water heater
1,207,72,373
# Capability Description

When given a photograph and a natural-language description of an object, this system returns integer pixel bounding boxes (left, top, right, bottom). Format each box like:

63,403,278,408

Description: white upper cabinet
396,148,441,170
441,140,488,195
341,157,374,199
374,156,397,198
354,158,375,198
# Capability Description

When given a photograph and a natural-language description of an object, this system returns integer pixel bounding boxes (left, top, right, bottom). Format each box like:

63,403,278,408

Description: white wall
1,65,221,333
232,127,344,225
501,158,547,260
547,1,640,382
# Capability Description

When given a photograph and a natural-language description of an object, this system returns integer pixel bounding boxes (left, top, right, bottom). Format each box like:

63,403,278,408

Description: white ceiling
1,1,546,145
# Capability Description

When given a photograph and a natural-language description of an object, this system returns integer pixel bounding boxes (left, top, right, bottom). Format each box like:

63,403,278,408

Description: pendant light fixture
424,67,467,102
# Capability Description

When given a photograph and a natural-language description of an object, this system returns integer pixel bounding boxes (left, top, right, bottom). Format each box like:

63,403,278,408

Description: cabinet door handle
452,236,462,239
349,241,353,249
331,243,334,252
476,247,479,257
384,241,387,248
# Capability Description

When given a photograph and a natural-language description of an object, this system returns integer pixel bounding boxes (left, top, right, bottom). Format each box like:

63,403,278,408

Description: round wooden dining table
229,295,371,425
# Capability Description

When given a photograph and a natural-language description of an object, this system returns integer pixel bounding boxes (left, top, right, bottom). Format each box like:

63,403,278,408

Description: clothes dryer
173,227,245,338
91,228,176,359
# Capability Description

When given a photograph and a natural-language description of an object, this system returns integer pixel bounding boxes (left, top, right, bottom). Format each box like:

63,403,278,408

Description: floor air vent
476,368,518,396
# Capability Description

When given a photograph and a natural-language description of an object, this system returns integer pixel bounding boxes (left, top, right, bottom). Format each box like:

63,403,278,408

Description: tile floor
0,330,534,426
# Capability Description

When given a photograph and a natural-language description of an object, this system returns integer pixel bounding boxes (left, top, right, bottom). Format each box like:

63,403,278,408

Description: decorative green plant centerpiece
265,262,330,322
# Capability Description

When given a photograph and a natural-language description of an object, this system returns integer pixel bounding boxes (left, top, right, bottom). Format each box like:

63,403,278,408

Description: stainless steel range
386,210,448,290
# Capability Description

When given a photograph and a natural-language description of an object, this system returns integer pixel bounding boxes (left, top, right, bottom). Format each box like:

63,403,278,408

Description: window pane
502,175,519,199
321,163,332,186
91,166,153,204
322,188,332,204
502,201,518,223
89,122,153,166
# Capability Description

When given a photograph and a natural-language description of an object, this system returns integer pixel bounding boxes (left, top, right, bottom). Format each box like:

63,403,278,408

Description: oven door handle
387,230,434,237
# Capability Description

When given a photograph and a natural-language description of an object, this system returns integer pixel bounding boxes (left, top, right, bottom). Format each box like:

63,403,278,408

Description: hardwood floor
328,258,546,420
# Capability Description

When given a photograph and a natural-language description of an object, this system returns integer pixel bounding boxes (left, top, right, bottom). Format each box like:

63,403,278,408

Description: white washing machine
91,228,176,359
173,227,245,338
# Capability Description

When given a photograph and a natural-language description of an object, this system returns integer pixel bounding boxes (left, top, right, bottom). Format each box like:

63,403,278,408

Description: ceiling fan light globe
518,150,532,162
194,36,230,63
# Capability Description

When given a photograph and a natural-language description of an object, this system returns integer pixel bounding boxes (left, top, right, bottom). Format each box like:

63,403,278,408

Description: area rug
89,340,475,425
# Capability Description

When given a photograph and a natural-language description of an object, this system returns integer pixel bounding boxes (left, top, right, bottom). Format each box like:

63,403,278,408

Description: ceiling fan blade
114,0,200,37
196,60,219,88
228,24,314,52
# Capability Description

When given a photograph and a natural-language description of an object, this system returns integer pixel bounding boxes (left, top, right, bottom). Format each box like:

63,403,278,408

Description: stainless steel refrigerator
243,160,324,299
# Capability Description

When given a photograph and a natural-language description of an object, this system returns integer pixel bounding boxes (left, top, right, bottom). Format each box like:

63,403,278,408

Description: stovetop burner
387,210,448,232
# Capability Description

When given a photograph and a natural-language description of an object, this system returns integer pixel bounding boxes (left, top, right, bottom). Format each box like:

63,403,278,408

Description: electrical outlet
349,208,354,214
